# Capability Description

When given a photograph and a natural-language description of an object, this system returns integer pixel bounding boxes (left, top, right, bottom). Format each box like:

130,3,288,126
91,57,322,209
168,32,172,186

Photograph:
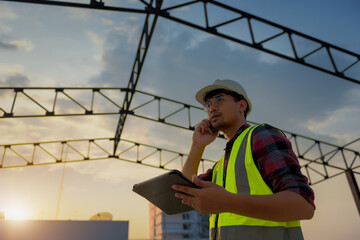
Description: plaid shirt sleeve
252,124,315,208
198,166,214,181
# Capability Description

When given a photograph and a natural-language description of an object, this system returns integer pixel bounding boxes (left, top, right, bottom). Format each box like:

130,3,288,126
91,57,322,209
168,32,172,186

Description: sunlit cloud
10,38,35,52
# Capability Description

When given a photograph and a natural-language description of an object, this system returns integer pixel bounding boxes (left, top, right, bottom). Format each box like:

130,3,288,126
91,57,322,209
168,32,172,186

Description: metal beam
113,0,163,155
0,0,148,14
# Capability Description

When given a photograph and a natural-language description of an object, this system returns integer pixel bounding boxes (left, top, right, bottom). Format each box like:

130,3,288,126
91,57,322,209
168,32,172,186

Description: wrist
191,141,207,150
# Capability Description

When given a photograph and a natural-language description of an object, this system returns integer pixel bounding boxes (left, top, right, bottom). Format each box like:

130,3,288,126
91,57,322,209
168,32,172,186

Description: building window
182,213,189,219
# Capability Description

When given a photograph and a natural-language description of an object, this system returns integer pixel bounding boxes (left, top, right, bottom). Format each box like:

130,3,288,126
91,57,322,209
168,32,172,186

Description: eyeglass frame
203,94,226,113
202,89,247,115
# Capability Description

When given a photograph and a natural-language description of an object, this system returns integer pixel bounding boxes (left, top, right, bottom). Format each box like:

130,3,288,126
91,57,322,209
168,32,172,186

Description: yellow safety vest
210,125,303,240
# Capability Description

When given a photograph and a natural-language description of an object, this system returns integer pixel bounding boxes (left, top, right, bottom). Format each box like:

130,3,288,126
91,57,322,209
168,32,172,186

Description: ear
238,99,247,113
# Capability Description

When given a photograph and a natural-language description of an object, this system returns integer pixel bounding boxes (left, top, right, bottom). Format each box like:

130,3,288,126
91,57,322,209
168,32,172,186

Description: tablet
132,170,199,215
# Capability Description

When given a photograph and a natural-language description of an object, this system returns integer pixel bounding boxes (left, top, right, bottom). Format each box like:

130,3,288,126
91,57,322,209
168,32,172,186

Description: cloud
66,8,91,21
0,38,34,52
101,18,114,26
0,64,24,75
10,39,34,52
304,88,360,144
0,73,30,99
0,40,17,51
0,73,30,87
87,31,104,49
87,31,105,64
0,3,18,20
88,16,141,86
0,24,11,33
110,16,141,44
258,52,280,64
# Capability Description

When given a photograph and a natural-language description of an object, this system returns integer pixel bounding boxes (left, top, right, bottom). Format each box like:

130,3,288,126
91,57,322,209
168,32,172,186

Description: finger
199,119,211,129
192,175,212,188
172,184,198,196
195,123,207,134
201,119,211,125
208,127,213,135
196,120,214,135
175,193,193,206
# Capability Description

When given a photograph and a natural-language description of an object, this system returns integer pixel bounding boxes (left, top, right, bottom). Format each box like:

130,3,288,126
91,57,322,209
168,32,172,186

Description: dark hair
204,89,249,118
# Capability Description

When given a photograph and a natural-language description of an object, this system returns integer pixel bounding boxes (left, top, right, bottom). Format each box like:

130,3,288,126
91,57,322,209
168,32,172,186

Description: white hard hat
195,79,252,116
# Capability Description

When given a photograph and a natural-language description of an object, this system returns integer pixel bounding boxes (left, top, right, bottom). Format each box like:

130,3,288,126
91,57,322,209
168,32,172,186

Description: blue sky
0,0,360,239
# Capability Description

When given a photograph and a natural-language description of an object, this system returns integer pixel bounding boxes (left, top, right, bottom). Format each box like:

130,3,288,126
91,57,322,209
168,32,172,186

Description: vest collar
225,123,251,151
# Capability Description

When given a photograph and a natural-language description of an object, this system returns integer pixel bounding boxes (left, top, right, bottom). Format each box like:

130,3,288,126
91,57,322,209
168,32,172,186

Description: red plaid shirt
199,123,315,208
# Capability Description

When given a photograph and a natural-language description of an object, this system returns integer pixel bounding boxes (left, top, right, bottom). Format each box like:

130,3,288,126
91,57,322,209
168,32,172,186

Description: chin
211,123,222,131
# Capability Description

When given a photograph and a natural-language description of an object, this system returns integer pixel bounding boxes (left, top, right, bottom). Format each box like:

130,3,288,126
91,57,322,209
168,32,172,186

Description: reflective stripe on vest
209,125,303,240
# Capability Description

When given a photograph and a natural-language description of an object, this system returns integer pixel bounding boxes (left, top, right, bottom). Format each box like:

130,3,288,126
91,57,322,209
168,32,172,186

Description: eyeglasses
203,95,224,113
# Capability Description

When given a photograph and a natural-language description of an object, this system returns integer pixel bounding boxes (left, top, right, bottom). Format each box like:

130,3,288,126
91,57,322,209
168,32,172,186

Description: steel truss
1,0,360,211
0,87,359,187
0,137,215,172
0,135,359,189
2,0,360,85
0,87,204,130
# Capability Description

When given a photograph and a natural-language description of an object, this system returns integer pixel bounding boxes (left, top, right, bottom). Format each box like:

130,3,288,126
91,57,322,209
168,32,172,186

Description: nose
208,104,218,114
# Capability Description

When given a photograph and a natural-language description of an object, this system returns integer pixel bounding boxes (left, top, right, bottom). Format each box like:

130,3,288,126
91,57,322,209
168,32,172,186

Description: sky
0,0,360,239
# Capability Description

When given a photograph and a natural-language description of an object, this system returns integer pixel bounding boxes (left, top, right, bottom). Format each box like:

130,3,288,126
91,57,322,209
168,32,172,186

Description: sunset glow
3,205,28,220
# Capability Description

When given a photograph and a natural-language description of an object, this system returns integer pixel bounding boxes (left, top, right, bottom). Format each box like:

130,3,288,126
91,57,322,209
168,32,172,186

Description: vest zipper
213,214,219,240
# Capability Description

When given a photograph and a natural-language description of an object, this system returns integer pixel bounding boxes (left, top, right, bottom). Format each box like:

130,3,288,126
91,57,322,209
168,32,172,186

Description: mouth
210,114,221,122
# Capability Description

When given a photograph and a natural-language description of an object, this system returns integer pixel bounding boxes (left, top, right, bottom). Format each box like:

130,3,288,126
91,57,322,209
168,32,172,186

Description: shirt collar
230,123,251,142
225,123,251,151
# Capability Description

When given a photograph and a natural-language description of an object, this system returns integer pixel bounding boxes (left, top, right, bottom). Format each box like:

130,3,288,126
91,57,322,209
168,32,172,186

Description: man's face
204,93,243,131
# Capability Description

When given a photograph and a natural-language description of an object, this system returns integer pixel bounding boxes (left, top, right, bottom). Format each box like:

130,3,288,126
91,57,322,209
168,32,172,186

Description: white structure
0,220,129,240
149,203,209,240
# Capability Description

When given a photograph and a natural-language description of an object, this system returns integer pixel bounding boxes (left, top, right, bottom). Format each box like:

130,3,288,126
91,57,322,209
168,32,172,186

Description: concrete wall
0,220,128,240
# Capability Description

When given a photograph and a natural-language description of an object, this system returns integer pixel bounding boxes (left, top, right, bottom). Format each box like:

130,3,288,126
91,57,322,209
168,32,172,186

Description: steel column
345,169,360,215
113,0,163,155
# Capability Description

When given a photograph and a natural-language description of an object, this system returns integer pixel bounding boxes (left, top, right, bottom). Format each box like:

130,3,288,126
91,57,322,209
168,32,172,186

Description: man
172,79,315,240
